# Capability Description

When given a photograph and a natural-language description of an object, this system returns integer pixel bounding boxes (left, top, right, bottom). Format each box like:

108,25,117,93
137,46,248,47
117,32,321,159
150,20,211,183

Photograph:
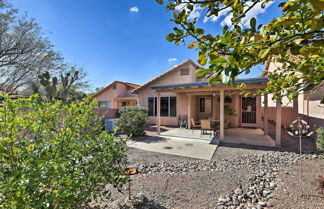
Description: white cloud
203,7,231,23
204,2,273,27
175,3,202,21
129,6,139,13
168,58,178,64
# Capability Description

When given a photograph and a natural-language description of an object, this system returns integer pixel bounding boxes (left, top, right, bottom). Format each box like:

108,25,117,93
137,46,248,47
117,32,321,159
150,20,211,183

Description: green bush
0,95,128,208
315,127,324,152
116,106,148,137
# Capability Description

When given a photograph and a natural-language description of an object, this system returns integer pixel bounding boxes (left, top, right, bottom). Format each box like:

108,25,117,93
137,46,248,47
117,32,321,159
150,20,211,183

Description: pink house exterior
132,59,323,147
93,59,323,147
92,81,139,109
92,81,140,119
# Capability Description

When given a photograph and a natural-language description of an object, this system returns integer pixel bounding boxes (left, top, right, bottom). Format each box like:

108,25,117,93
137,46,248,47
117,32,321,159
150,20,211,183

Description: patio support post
256,95,262,127
220,89,225,140
187,95,191,129
264,94,268,135
157,92,161,135
212,94,217,120
275,99,281,146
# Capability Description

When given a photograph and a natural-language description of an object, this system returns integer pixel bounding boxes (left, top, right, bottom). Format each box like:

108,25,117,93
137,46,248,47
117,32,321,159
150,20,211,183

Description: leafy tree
0,0,62,94
0,95,128,208
0,0,90,95
156,0,324,102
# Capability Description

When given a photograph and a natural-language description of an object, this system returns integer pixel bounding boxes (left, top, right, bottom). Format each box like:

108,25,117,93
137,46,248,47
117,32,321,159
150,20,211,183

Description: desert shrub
0,95,128,208
315,127,324,151
116,106,148,137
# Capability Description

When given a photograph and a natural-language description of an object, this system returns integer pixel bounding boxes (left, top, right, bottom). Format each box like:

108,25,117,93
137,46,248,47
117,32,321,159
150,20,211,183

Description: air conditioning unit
104,119,117,133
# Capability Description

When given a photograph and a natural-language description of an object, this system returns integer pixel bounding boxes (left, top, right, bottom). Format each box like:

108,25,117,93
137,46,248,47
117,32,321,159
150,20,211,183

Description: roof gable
92,81,139,98
132,59,202,93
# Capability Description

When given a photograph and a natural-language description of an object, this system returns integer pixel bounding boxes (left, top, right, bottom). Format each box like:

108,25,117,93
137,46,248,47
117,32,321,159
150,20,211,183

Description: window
170,97,177,117
119,101,126,107
147,96,176,117
112,85,117,89
98,101,111,108
180,68,189,75
148,97,157,116
160,97,169,116
199,97,211,113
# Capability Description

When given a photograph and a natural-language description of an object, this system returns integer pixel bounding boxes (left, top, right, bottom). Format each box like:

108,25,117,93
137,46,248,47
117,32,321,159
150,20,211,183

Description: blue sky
11,0,284,89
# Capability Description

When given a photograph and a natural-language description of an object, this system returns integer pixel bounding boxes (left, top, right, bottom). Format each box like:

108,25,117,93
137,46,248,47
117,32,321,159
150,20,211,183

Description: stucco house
92,81,140,109
132,59,324,147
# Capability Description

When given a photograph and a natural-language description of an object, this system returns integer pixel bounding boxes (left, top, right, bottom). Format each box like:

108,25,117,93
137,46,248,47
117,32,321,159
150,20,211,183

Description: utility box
104,119,117,133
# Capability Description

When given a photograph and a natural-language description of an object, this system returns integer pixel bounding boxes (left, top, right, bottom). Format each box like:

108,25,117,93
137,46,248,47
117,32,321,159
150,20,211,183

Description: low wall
95,108,118,120
148,116,179,126
261,106,298,127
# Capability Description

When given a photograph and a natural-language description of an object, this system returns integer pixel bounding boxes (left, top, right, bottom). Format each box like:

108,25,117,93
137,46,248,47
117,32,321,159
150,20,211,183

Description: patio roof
150,77,268,90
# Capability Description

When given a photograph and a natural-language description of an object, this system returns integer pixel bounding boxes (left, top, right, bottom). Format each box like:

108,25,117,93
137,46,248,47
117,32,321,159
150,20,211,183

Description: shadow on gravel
218,141,278,151
219,132,320,155
116,199,168,209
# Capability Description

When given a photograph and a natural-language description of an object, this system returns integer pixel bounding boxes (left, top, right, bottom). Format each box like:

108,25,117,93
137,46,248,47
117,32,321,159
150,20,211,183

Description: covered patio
159,127,275,147
151,78,281,147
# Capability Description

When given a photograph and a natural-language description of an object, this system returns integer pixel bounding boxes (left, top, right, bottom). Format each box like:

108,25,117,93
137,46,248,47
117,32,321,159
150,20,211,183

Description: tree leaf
234,0,239,8
155,0,163,4
250,17,256,30
196,68,208,77
213,57,227,64
295,38,304,45
282,1,292,11
259,48,271,59
209,52,219,60
198,53,207,65
188,42,197,49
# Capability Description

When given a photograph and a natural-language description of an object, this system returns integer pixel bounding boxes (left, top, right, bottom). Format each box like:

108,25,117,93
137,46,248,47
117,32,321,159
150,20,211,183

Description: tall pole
298,117,302,181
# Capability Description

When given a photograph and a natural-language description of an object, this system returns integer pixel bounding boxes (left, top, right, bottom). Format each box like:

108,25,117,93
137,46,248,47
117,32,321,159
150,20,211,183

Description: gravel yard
91,145,324,209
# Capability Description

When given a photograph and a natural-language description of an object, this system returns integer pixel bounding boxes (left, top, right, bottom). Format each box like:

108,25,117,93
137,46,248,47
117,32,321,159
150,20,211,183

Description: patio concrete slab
127,133,218,160
221,128,276,147
161,128,214,141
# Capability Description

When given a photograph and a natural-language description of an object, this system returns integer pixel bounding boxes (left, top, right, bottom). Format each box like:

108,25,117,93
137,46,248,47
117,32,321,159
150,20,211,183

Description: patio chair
200,119,214,137
212,120,220,137
190,118,201,132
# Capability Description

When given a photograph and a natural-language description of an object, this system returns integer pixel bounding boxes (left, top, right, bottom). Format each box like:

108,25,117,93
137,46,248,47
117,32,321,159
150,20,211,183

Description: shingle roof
92,81,140,98
132,59,204,94
150,77,268,90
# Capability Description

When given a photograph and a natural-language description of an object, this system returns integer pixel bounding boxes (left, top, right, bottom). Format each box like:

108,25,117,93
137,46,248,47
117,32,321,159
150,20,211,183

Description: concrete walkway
127,130,218,160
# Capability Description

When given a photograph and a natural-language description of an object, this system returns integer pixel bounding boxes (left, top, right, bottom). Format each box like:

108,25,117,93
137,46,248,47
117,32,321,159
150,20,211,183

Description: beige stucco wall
260,86,324,128
94,86,118,108
299,85,324,128
137,63,199,126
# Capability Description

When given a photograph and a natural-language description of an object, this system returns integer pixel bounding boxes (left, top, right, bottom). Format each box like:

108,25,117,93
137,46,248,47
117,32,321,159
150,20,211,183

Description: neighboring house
92,81,140,109
261,61,324,129
132,59,324,147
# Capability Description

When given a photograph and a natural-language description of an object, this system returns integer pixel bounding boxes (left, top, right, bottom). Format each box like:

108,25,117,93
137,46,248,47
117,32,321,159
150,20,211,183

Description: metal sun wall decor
285,118,315,137
285,117,315,181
